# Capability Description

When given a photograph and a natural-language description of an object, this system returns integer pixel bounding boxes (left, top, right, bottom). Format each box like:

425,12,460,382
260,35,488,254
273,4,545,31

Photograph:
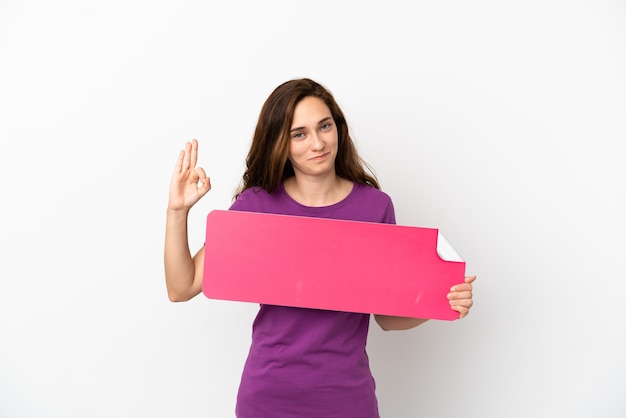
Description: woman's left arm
374,275,476,331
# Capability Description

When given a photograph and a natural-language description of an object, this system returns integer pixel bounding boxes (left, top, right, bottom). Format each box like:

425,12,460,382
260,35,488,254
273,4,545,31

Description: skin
164,139,209,302
283,96,353,206
164,97,475,328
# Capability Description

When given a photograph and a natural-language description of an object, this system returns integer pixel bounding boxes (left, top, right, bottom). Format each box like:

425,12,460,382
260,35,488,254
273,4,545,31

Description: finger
188,167,211,196
465,275,477,284
190,139,199,170
189,166,202,184
198,175,211,197
450,282,473,292
450,303,470,319
450,298,473,309
194,167,211,187
195,167,208,183
182,141,192,172
173,150,184,175
448,290,472,300
450,300,473,319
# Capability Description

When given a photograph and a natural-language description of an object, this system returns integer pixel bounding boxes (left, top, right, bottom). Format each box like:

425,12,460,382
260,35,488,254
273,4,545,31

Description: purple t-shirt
229,182,396,418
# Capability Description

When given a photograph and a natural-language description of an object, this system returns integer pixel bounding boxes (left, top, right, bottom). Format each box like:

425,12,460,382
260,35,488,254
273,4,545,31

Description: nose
310,132,324,151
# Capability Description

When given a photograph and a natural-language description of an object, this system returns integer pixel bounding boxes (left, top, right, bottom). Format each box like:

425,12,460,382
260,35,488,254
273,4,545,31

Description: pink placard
202,210,465,320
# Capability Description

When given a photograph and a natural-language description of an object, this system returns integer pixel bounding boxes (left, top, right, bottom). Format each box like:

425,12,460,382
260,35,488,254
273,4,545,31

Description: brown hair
235,78,379,198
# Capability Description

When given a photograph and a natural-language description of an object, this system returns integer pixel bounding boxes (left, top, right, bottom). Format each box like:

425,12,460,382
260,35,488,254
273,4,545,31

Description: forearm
164,208,198,301
374,315,429,331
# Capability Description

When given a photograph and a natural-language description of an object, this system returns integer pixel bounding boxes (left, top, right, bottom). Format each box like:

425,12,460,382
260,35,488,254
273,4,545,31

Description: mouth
309,152,330,161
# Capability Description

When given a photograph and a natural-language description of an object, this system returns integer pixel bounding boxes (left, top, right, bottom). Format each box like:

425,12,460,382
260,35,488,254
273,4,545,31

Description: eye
292,131,305,139
320,123,332,131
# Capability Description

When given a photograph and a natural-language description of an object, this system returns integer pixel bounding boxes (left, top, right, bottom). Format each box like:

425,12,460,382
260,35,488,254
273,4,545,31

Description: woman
164,78,475,417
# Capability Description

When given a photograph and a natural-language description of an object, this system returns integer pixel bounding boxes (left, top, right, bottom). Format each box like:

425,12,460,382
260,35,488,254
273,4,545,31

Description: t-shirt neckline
278,181,357,212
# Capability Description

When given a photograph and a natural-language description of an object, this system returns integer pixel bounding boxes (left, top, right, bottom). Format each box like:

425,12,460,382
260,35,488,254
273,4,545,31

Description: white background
1,1,625,417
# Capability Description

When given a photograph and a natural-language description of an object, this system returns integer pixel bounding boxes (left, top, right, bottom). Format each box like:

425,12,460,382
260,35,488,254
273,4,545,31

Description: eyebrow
290,116,333,133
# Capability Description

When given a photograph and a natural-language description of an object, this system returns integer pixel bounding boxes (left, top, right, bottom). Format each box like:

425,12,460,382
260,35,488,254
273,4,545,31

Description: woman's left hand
448,275,476,319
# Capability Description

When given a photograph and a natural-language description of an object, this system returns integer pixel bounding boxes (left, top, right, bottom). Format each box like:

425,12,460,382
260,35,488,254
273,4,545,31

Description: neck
284,174,352,207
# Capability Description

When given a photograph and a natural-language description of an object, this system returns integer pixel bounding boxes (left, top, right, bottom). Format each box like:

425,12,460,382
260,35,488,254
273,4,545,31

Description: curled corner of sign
436,231,464,262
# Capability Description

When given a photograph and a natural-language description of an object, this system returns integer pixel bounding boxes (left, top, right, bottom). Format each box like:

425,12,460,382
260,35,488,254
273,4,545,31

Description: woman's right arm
164,139,211,302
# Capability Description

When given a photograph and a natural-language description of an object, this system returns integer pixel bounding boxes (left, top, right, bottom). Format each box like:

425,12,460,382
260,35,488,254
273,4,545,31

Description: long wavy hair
235,78,379,198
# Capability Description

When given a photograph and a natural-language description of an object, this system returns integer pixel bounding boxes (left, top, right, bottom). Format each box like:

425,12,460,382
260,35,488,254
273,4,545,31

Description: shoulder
346,183,396,224
229,187,269,210
352,182,393,205
228,187,286,214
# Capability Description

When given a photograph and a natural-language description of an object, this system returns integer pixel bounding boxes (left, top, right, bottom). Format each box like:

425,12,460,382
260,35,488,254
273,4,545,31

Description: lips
309,152,330,161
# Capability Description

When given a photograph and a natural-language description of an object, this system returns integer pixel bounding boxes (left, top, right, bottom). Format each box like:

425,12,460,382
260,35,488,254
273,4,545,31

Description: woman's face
287,96,338,180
